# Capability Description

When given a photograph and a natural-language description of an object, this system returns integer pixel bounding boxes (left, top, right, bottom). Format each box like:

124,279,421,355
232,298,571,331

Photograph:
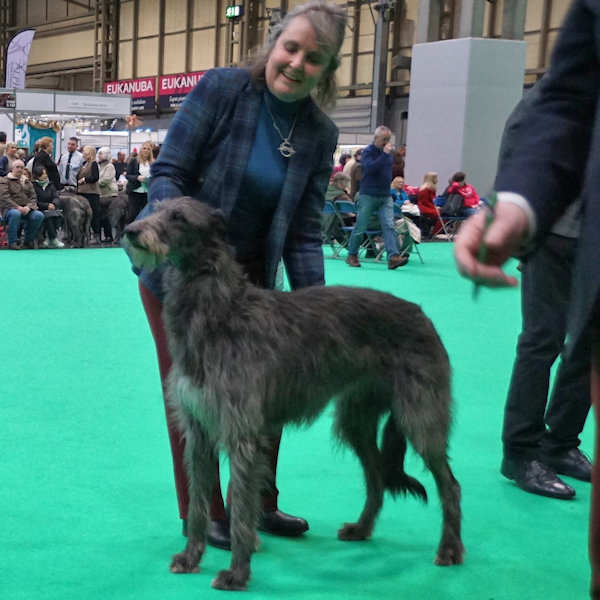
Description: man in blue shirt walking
345,125,407,269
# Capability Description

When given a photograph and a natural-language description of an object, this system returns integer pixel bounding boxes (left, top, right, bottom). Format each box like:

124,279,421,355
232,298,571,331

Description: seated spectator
0,141,18,176
323,172,353,243
417,171,442,235
390,176,408,203
0,160,44,250
32,165,65,248
443,171,481,216
349,147,363,200
331,153,351,178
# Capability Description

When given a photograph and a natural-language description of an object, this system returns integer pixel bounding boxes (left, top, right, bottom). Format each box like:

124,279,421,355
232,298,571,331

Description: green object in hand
473,192,498,300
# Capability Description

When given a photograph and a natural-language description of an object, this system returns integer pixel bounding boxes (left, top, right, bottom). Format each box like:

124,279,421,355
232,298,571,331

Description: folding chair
334,199,382,260
375,203,424,264
322,200,345,258
434,205,467,241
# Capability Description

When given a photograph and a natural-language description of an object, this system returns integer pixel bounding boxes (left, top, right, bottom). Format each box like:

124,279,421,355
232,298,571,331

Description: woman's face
265,15,331,102
39,170,48,182
140,145,152,159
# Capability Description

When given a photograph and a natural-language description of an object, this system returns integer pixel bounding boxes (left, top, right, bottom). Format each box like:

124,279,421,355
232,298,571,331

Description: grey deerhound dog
123,197,463,591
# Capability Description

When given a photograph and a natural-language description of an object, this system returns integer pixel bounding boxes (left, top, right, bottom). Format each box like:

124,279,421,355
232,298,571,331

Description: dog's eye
171,210,186,223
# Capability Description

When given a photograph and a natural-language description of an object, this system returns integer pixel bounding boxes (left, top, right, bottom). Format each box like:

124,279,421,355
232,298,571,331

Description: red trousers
139,282,280,520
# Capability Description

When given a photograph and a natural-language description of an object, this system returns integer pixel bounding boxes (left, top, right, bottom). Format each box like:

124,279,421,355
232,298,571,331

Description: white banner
5,29,36,89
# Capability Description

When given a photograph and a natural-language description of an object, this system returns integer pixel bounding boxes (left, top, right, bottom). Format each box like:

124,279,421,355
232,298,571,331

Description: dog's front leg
212,437,261,591
170,419,217,574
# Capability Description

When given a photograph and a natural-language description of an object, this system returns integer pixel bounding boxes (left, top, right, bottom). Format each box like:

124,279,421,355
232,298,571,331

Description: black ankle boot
258,510,309,536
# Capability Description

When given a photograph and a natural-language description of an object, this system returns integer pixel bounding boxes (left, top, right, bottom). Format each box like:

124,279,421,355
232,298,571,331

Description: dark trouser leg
542,329,591,455
138,282,281,520
44,215,58,240
84,194,102,234
502,235,575,460
590,316,600,599
126,192,147,224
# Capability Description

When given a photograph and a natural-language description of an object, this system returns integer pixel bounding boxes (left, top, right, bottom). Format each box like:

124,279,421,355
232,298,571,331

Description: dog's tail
380,415,428,503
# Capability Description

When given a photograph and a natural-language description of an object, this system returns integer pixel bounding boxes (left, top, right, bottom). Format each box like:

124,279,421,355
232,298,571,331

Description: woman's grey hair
97,146,112,162
331,171,350,187
249,1,347,108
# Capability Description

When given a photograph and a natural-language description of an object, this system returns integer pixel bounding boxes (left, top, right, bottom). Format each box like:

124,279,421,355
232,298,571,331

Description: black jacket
33,150,61,190
32,180,59,210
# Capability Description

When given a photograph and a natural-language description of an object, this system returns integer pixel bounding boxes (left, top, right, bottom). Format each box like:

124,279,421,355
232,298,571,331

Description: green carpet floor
0,243,593,599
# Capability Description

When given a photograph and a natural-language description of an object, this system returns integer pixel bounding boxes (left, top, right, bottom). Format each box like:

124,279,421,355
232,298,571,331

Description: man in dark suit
496,88,592,501
454,0,600,594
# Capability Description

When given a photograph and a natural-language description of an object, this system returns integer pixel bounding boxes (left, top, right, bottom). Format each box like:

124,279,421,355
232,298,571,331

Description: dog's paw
211,569,248,591
170,551,201,574
337,522,370,541
434,540,465,566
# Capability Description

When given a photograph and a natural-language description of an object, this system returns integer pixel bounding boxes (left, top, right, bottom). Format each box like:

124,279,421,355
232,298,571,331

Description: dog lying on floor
123,197,464,591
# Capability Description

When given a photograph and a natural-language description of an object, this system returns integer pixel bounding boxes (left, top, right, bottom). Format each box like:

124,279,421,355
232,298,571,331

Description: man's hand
383,143,394,154
18,206,30,215
454,202,529,288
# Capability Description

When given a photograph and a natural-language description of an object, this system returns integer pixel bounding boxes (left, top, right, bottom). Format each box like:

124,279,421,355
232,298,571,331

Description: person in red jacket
417,171,442,235
445,171,481,215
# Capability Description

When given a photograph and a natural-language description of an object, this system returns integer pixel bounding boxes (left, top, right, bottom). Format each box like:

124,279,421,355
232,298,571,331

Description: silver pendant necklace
264,93,298,158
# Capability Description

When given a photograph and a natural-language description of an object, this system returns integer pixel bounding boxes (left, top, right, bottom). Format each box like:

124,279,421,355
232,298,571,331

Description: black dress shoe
207,518,232,550
501,458,575,500
181,518,232,550
258,509,309,536
541,448,592,482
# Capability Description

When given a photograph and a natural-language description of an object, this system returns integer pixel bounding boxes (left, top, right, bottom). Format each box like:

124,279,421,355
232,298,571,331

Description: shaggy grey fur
99,191,128,242
56,188,92,247
124,197,464,591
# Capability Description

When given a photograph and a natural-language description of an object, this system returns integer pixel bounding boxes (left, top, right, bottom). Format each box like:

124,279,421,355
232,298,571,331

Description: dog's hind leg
334,393,385,541
426,457,463,566
170,418,217,575
399,398,464,566
212,437,262,591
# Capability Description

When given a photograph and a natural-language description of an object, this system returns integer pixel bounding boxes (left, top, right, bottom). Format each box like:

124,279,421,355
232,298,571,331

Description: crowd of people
0,132,158,249
325,139,484,264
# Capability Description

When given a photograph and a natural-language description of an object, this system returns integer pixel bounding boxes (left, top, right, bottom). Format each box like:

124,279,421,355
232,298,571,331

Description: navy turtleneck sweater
227,88,307,285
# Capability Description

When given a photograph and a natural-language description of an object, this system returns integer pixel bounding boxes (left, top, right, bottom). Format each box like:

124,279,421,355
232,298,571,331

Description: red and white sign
104,77,156,112
158,71,205,110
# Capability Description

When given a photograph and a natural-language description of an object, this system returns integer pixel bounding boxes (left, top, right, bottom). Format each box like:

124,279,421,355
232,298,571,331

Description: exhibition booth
0,88,132,160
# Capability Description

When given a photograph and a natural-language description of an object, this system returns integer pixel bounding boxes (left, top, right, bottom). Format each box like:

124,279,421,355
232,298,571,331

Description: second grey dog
99,191,128,242
56,188,92,247
123,197,464,592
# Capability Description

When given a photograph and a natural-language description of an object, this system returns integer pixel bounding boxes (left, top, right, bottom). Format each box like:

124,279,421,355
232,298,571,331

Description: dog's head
123,197,227,271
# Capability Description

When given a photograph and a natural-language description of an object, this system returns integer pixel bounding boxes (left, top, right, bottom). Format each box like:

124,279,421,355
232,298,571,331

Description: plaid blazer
139,67,338,298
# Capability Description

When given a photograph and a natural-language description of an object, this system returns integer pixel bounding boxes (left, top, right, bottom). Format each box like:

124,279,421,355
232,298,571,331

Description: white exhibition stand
0,88,131,159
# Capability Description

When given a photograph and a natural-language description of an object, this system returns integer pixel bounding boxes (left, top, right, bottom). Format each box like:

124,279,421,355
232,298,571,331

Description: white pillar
405,38,526,196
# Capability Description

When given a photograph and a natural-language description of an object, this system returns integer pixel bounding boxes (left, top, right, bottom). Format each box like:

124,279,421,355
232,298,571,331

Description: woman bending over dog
127,0,347,551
